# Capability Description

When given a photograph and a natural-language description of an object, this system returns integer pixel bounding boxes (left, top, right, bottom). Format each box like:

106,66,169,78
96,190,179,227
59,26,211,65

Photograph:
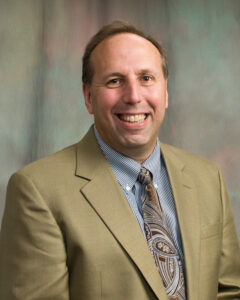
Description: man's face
83,33,168,162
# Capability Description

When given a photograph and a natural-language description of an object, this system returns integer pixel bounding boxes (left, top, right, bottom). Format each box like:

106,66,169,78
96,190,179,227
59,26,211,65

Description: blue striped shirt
94,127,184,265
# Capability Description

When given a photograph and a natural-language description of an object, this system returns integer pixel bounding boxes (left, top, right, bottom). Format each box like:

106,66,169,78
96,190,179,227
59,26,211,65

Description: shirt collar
94,126,162,192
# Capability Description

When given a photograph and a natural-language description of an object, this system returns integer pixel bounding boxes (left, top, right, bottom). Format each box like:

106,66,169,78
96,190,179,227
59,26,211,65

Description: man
0,21,239,300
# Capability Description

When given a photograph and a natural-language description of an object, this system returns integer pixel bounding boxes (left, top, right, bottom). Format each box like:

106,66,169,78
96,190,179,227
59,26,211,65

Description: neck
94,126,158,164
117,147,155,164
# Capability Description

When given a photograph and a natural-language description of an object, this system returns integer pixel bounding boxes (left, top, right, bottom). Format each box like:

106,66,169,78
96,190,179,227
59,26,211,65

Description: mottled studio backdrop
0,0,239,240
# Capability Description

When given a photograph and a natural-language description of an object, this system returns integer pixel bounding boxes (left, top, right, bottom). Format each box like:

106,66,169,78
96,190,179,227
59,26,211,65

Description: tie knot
138,167,152,185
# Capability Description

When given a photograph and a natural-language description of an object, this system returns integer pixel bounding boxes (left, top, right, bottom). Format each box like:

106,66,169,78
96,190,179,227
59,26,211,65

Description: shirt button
126,185,131,191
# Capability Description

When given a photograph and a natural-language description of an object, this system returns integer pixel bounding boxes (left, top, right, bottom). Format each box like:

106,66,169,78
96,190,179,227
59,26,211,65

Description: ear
165,82,168,109
83,84,93,114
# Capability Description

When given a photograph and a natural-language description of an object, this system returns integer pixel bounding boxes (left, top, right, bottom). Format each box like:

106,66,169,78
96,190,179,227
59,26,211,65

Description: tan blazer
0,127,239,300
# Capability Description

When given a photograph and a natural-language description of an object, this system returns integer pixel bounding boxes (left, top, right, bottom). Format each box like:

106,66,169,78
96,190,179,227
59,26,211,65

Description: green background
0,0,239,240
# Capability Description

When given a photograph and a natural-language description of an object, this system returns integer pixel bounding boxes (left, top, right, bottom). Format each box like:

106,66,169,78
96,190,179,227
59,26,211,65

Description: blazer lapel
75,127,168,300
161,144,201,300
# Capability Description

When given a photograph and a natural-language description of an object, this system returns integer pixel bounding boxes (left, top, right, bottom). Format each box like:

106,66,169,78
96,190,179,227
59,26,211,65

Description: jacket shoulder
16,143,78,180
161,143,220,174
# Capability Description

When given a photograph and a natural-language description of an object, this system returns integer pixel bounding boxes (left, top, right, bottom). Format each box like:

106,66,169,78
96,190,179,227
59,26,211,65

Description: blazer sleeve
217,169,240,299
0,172,69,300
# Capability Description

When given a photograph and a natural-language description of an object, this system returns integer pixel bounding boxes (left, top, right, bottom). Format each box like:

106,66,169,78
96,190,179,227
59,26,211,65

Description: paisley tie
138,167,186,300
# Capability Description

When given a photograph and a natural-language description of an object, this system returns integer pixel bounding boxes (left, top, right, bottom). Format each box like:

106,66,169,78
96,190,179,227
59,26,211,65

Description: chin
120,138,151,149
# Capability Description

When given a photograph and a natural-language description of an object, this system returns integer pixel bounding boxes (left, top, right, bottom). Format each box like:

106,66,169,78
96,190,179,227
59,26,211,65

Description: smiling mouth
117,114,147,123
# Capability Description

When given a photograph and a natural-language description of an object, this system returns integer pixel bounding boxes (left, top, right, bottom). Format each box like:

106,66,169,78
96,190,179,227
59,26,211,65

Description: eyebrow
103,72,123,80
137,69,156,75
103,69,156,80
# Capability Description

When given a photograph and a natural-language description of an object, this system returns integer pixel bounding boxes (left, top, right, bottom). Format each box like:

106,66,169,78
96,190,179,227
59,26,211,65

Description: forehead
90,33,162,72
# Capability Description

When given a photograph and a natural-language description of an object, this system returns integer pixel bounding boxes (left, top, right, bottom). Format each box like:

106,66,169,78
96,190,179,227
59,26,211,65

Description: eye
141,75,154,85
106,78,122,88
143,75,151,81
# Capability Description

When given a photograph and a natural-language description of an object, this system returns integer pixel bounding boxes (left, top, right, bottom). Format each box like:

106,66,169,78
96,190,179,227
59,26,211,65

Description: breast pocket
200,222,222,240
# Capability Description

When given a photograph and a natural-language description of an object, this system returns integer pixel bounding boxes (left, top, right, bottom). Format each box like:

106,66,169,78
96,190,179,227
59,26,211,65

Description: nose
122,79,141,104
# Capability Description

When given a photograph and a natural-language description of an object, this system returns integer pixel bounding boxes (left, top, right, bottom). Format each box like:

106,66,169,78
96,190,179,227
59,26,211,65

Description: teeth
119,114,147,123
